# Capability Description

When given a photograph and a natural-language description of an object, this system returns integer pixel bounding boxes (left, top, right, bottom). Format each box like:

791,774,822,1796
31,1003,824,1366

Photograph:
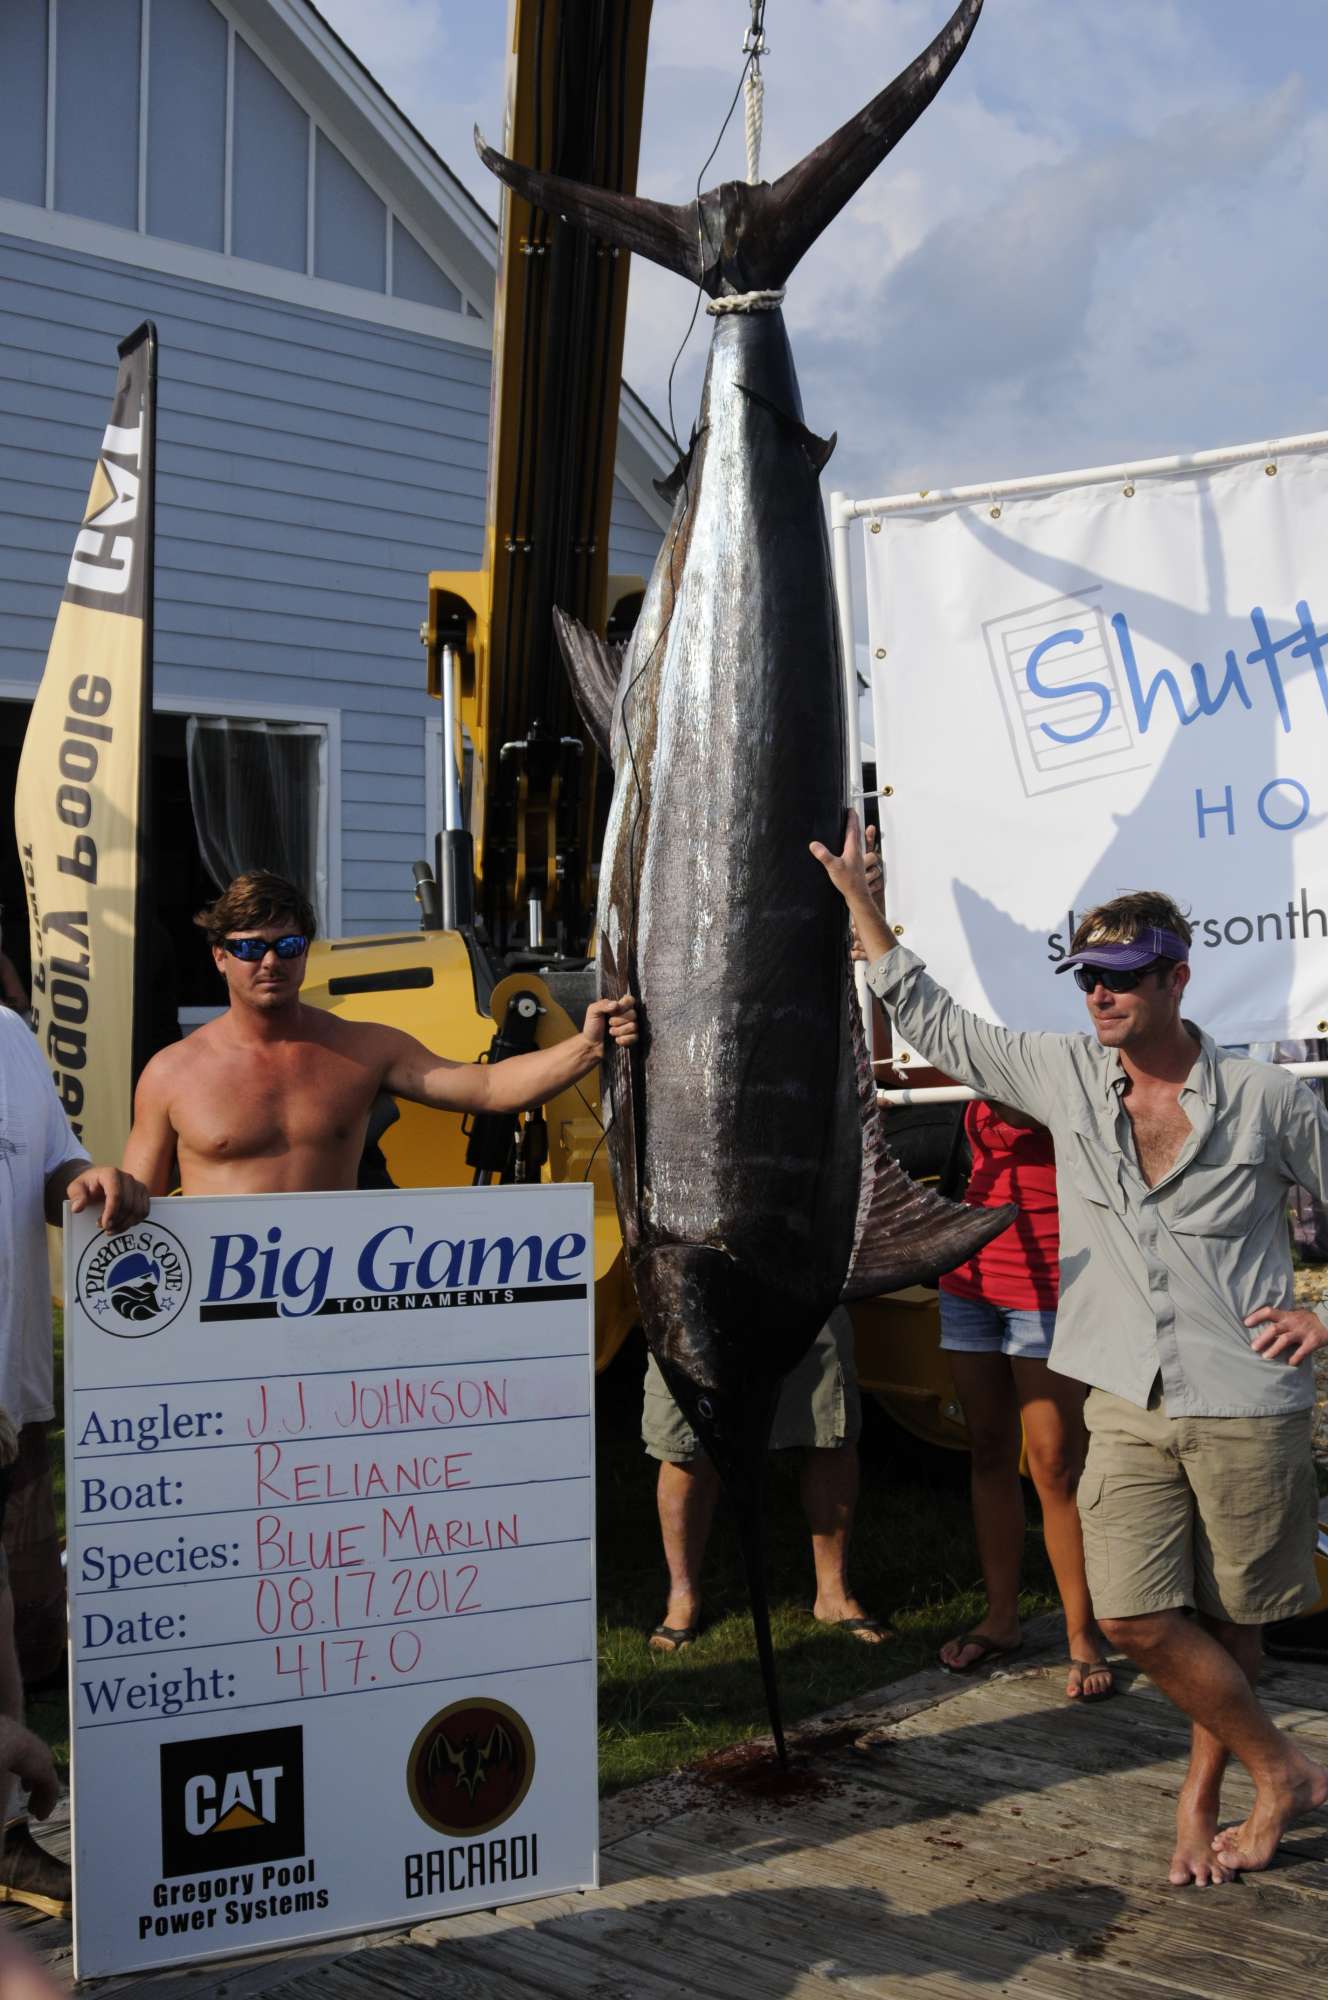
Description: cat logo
67,419,143,599
160,1726,305,1877
407,1698,535,1837
185,1764,283,1837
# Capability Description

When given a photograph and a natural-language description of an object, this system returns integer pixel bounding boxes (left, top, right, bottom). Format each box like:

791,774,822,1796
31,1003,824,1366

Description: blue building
0,0,669,1018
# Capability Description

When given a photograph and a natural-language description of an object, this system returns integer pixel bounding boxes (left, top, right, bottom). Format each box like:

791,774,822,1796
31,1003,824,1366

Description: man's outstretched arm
382,995,639,1116
811,812,894,964
810,810,1058,1121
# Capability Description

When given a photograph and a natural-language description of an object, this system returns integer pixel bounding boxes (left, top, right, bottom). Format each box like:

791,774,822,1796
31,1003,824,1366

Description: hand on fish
810,811,894,964
581,994,640,1055
850,825,886,960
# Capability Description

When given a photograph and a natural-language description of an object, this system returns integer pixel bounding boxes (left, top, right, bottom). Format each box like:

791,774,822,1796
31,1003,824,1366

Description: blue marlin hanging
480,0,1004,1759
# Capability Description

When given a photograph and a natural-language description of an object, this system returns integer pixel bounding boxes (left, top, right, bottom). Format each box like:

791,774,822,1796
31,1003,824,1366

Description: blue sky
319,0,1328,504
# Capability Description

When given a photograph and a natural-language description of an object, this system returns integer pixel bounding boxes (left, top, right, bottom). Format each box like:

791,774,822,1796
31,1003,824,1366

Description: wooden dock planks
10,1645,1328,1998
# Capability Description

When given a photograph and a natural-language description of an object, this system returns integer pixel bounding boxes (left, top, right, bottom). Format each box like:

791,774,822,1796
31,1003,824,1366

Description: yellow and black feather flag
14,322,156,1160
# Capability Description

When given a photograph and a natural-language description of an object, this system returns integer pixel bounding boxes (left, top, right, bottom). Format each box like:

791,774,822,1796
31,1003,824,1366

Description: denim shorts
938,1292,1056,1361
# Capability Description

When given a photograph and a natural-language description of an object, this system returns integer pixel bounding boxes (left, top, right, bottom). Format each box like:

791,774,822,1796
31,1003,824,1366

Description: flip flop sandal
1066,1657,1116,1702
938,1631,1023,1675
821,1616,893,1643
648,1623,699,1653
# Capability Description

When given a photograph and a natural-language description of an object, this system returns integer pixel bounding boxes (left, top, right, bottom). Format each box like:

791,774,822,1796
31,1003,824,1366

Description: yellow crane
304,0,652,1369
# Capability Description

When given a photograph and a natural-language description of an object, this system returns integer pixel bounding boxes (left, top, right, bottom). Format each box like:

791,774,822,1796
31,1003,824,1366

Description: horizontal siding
0,229,664,939
608,478,666,575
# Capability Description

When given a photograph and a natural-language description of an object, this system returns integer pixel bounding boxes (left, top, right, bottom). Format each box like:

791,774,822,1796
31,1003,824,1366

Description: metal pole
439,643,472,932
441,642,463,832
830,489,872,1041
844,427,1328,524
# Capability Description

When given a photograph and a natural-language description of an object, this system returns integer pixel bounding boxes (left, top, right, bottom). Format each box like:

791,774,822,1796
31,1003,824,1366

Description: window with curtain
185,717,328,929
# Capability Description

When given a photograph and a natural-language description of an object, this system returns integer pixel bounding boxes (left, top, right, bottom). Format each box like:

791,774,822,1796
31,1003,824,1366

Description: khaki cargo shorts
642,1307,861,1463
1078,1386,1320,1625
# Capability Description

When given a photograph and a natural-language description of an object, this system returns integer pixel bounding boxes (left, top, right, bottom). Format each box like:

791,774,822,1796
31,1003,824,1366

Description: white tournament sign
64,1186,597,1978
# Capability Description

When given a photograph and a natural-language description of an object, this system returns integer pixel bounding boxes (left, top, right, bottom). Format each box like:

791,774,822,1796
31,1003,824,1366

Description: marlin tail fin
476,0,982,297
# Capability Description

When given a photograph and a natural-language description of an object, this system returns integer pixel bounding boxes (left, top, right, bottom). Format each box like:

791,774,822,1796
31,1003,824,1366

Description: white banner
64,1185,596,1979
864,445,1328,1049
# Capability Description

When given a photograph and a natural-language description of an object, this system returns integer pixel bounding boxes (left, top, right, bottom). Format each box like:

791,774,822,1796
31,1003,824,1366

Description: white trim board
226,0,498,275
220,0,495,317
0,200,490,350
616,392,675,531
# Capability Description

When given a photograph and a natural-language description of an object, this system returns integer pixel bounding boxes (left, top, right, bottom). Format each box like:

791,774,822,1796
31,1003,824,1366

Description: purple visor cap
1055,926,1190,975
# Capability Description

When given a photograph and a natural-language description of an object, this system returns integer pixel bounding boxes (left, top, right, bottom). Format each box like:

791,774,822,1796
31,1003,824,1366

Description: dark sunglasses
1073,958,1170,995
221,934,308,962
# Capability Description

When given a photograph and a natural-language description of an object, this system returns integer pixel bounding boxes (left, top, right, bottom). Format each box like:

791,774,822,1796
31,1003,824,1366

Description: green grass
593,1340,1056,1791
35,1318,1059,1793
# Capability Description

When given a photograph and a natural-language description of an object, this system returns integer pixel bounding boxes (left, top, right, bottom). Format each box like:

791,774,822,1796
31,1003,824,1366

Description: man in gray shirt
815,812,1328,1886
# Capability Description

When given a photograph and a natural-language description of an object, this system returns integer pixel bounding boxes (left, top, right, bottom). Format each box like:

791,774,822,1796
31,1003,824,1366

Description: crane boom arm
426,0,654,958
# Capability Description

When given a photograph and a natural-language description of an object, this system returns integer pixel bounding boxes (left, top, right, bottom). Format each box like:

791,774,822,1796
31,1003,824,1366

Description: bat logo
407,1699,535,1837
432,1720,517,1802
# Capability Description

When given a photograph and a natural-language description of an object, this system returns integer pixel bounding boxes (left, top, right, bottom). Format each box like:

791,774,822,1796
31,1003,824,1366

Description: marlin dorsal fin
552,608,624,761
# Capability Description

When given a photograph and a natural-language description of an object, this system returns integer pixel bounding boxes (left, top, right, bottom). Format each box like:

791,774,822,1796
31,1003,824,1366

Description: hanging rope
743,1,769,184
744,60,764,183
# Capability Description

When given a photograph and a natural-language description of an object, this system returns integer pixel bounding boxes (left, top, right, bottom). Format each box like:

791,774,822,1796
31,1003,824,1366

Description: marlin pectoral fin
474,128,704,287
552,608,622,761
736,386,836,475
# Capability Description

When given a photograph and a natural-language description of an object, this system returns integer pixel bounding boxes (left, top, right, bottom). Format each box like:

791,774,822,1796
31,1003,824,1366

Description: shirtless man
815,814,1328,1886
123,871,637,1196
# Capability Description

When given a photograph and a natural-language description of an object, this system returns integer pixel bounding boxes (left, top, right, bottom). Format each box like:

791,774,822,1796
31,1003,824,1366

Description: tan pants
641,1309,861,1464
1078,1386,1319,1625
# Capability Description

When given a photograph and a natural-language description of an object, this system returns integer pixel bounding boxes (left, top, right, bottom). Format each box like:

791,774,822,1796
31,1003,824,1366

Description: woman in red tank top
936,1100,1112,1702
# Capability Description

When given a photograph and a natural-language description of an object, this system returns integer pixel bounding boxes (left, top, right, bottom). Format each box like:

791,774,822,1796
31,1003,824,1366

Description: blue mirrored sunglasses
1072,958,1169,994
221,934,308,962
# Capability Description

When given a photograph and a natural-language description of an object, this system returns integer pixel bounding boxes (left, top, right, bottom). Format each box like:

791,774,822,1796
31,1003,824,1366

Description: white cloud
316,0,503,215
315,0,1328,501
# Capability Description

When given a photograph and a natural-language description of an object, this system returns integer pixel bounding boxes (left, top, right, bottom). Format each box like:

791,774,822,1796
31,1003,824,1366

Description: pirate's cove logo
407,1699,535,1837
76,1222,190,1336
159,1726,305,1877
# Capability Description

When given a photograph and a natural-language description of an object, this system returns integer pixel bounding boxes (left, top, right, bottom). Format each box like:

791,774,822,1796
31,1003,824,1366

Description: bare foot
1170,1793,1232,1887
1211,1754,1328,1873
814,1595,894,1644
